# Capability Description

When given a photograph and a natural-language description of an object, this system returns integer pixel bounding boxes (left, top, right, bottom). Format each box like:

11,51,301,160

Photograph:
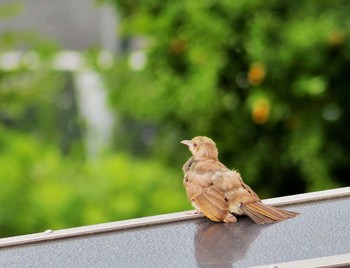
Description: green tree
105,0,350,196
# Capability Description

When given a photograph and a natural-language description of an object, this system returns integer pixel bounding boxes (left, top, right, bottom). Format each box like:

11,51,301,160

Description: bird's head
181,136,218,160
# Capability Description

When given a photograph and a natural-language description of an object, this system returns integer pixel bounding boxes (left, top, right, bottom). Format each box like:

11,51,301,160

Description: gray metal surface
1,196,350,267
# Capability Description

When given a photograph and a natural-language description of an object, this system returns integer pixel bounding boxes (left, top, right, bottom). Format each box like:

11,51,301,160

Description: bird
181,136,299,224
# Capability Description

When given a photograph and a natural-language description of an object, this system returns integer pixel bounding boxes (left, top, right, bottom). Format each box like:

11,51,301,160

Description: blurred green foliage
0,3,188,238
104,0,350,197
0,128,187,237
1,0,350,238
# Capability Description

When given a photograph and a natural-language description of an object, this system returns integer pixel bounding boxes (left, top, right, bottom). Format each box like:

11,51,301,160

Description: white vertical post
74,70,114,158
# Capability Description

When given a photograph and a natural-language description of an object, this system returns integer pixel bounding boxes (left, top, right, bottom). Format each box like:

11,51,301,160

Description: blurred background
0,0,349,238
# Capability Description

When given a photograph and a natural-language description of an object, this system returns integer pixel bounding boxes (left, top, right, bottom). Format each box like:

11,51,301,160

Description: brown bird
181,136,299,224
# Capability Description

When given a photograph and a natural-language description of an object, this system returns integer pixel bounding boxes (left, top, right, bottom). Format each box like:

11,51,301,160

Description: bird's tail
241,202,299,224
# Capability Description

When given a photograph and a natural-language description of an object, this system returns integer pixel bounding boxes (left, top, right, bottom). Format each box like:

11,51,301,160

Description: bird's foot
223,214,237,223
186,209,203,215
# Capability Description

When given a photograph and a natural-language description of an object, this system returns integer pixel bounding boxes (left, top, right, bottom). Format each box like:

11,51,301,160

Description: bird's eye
193,142,198,147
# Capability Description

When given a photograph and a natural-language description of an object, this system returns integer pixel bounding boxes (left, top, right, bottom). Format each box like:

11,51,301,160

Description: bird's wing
184,173,231,222
184,179,203,201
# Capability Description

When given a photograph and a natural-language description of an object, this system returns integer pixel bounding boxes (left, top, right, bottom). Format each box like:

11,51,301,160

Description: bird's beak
181,140,192,147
